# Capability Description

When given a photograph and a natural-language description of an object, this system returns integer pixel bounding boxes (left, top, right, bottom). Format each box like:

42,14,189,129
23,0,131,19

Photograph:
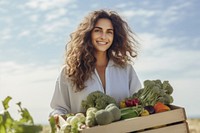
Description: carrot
154,102,170,113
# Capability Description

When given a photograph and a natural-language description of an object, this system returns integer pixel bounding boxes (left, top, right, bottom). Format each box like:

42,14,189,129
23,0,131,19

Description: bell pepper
154,102,170,113
141,109,150,116
120,100,126,108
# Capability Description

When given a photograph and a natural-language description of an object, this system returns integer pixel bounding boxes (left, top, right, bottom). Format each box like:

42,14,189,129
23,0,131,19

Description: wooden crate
80,105,189,133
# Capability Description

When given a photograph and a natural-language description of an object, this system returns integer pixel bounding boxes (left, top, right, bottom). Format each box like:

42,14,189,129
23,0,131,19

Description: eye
108,31,113,34
94,29,101,32
107,30,113,35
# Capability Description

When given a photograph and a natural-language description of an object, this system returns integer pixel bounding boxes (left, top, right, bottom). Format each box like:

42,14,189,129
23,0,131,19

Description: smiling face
91,18,114,54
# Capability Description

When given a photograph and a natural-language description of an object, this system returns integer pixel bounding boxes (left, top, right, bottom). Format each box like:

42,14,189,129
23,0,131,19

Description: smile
97,41,108,45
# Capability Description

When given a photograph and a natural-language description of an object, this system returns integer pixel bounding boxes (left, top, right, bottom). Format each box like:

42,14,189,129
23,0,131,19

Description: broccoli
132,80,174,106
162,81,173,95
81,91,117,110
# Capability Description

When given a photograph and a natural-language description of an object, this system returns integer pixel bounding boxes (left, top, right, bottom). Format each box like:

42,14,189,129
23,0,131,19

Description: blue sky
0,0,200,124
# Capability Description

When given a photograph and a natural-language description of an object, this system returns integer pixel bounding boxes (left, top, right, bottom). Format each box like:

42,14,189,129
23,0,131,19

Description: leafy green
132,79,174,106
0,96,42,133
48,116,56,133
2,96,12,110
16,102,34,124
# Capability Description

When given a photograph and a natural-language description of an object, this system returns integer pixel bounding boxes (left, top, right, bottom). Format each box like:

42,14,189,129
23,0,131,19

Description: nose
100,32,106,39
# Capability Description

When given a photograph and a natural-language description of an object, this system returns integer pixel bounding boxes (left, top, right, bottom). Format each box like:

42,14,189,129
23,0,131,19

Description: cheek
91,34,96,45
110,35,114,43
91,32,98,40
91,33,95,42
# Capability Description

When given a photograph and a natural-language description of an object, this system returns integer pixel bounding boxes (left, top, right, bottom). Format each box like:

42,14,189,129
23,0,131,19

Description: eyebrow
94,26,114,31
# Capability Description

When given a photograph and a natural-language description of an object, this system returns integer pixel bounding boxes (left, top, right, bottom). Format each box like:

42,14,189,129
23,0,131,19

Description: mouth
96,41,108,45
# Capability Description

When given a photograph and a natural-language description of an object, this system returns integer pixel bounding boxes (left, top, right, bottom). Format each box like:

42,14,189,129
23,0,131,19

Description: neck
95,52,108,67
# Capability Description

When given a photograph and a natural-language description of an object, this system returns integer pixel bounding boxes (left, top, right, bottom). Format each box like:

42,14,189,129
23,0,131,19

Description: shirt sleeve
49,66,71,116
128,64,142,96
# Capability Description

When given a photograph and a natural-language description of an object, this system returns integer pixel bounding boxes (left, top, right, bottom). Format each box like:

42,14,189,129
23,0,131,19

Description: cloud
39,18,70,33
158,2,192,25
18,30,31,37
0,28,12,43
45,8,67,21
1,0,199,124
135,32,200,79
170,78,200,117
118,1,193,29
134,32,200,118
0,0,9,6
0,61,61,124
29,14,39,22
24,0,75,11
120,9,156,18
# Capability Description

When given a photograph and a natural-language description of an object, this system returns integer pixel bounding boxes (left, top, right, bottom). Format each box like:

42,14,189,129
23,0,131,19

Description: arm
128,64,142,96
49,66,71,116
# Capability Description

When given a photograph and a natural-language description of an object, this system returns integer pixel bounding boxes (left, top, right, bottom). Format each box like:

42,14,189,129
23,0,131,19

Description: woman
50,9,141,118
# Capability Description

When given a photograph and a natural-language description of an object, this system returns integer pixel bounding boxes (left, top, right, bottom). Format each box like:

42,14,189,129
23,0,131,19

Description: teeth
97,41,107,45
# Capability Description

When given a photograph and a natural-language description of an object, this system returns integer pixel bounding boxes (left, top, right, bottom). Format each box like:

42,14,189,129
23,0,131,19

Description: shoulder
124,62,135,71
58,65,66,75
110,61,137,75
124,62,140,78
109,59,134,68
57,65,68,80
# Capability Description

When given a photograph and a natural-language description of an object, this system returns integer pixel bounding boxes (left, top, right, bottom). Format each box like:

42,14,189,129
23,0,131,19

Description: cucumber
120,108,139,120
120,106,143,120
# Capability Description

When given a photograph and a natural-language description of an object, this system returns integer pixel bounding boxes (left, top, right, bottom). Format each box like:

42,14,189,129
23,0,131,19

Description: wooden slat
138,122,189,133
80,105,188,133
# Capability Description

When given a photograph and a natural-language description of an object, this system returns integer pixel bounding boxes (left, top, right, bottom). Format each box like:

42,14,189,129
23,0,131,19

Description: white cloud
1,0,199,124
158,2,192,25
25,0,75,11
29,14,39,22
115,3,128,8
45,8,67,21
193,37,200,48
38,17,70,33
18,30,31,37
0,61,61,124
121,9,156,18
119,9,158,27
170,78,200,117
136,33,200,75
0,0,8,6
118,1,192,28
134,32,200,118
0,28,12,42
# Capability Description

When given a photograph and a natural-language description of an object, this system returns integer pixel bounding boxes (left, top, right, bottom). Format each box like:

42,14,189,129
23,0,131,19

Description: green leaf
0,124,6,133
14,123,43,133
49,116,56,133
2,96,12,110
16,102,34,124
4,111,14,129
1,96,42,133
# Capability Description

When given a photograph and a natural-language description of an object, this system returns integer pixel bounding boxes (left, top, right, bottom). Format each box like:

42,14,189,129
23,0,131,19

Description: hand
53,114,60,129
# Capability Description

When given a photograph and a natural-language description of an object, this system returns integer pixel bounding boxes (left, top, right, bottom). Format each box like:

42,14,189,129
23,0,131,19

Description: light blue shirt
50,60,141,116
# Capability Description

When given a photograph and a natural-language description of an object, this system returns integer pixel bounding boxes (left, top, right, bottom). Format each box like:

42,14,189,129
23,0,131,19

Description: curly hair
64,9,139,92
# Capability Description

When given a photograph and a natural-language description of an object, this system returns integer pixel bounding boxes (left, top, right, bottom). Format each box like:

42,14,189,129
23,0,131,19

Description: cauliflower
81,91,117,110
85,107,98,127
